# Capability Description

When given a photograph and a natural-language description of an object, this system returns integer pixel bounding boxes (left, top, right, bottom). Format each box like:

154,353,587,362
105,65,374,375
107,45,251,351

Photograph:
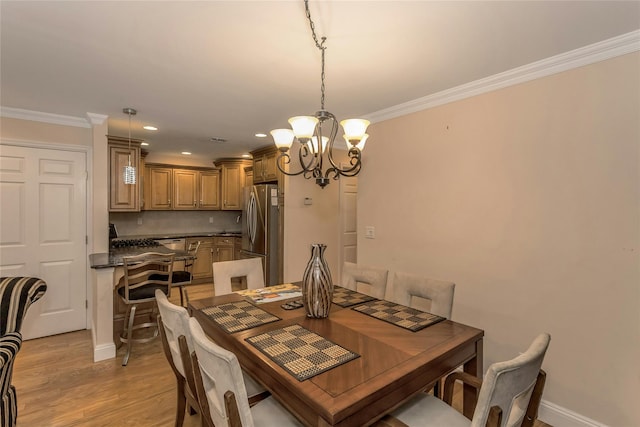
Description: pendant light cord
304,0,327,111
127,110,132,166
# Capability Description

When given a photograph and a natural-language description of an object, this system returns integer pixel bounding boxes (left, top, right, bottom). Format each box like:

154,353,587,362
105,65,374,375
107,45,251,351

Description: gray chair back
472,333,551,427
390,271,455,319
341,262,388,299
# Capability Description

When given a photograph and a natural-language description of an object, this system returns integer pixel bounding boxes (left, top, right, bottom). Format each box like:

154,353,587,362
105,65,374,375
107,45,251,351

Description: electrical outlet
365,226,375,239
209,216,214,223
137,217,143,225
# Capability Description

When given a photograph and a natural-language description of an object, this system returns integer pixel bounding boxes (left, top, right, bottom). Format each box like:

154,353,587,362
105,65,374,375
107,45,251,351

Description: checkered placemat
246,324,360,381
352,300,446,332
332,286,377,307
201,301,280,333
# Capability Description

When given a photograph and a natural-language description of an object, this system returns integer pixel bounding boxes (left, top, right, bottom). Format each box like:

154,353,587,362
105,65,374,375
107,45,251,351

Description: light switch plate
365,226,375,239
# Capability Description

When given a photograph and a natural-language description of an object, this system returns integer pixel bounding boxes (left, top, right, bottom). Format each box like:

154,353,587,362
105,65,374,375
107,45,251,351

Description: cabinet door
109,145,140,211
147,167,173,210
199,170,221,210
192,238,214,280
221,164,242,210
262,150,279,182
253,157,265,184
173,169,198,210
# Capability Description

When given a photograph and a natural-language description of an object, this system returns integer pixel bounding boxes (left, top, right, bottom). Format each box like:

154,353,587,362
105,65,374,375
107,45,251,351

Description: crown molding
366,30,640,123
86,112,108,125
0,106,92,128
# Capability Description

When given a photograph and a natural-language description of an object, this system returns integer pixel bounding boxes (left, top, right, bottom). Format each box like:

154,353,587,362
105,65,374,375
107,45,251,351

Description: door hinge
86,300,88,309
86,235,88,245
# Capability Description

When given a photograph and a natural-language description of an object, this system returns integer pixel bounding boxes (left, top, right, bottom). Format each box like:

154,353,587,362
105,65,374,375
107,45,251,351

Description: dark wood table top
190,289,484,427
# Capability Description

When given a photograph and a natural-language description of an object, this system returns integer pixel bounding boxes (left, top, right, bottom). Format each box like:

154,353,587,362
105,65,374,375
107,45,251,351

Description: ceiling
2,1,639,165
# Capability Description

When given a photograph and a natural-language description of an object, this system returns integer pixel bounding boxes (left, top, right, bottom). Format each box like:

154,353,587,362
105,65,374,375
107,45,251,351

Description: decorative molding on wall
540,399,609,427
366,30,640,124
0,106,91,128
86,112,108,125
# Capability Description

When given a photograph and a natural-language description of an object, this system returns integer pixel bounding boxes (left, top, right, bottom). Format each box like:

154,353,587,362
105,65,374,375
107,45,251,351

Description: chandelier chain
304,0,327,110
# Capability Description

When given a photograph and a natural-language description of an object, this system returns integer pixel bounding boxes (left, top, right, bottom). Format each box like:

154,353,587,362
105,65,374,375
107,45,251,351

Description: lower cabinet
191,237,214,284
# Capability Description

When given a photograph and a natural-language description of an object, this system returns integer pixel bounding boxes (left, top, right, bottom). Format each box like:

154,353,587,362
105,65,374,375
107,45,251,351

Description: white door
339,174,358,279
0,144,87,339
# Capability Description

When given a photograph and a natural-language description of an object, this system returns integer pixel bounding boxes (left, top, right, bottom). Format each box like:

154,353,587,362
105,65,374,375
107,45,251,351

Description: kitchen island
89,245,195,362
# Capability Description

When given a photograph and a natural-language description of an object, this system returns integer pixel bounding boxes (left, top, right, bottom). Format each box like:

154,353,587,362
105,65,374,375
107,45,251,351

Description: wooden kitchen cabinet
145,165,173,210
144,164,221,210
216,159,251,210
251,145,280,184
173,169,198,210
108,137,142,212
199,170,221,209
191,237,214,283
214,236,235,262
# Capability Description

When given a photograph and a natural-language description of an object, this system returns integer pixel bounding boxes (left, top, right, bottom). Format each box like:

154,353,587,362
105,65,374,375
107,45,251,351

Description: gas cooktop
111,238,160,249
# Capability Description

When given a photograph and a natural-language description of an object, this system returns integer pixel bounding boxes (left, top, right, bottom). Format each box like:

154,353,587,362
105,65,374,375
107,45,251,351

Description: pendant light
270,0,370,188
123,107,137,185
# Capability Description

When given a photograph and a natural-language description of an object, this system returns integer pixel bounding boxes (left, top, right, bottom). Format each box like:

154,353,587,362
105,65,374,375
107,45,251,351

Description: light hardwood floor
12,283,550,427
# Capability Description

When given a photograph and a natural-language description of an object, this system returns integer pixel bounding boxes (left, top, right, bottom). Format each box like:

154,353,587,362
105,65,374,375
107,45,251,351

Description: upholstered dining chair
171,240,201,307
212,258,264,296
1,276,47,427
188,317,302,427
341,262,389,299
389,271,456,320
378,333,551,427
155,290,268,427
117,252,174,366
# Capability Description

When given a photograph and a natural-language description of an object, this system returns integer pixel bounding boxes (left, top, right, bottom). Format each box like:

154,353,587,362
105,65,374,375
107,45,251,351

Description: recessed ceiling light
143,125,158,131
141,142,149,146
255,133,267,138
181,151,192,155
242,154,252,159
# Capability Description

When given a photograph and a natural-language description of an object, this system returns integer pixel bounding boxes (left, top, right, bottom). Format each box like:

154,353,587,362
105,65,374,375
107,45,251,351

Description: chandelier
122,107,137,185
270,0,370,188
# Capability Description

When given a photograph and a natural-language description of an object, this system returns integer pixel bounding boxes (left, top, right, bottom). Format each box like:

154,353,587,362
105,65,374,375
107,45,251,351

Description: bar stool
117,252,174,366
172,240,201,306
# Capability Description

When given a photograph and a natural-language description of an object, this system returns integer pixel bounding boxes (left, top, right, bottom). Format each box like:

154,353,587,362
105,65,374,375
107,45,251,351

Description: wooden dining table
189,284,484,427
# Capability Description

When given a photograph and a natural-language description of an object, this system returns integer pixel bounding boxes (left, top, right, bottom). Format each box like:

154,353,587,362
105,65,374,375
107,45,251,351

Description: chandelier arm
276,152,307,176
298,141,320,172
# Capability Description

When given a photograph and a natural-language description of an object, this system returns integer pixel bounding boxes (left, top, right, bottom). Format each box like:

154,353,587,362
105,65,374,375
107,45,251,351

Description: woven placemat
201,300,280,333
332,286,377,307
352,300,445,332
246,324,360,381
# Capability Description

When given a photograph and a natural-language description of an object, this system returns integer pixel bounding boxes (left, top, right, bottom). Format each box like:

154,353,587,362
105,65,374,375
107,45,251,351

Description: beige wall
282,148,348,284
358,52,639,426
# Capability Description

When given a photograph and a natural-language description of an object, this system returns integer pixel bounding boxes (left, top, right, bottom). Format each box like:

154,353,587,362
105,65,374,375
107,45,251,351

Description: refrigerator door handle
247,191,257,245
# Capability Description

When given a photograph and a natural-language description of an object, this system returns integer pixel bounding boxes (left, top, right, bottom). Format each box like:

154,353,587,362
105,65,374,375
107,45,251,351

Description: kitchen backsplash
109,210,242,237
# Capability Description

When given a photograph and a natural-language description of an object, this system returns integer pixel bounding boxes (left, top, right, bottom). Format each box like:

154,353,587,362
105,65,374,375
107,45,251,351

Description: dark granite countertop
89,246,194,269
114,231,242,240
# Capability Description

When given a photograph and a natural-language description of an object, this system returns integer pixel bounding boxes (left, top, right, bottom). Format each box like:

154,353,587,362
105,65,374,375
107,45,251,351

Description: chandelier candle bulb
340,119,370,144
288,116,319,140
270,129,296,150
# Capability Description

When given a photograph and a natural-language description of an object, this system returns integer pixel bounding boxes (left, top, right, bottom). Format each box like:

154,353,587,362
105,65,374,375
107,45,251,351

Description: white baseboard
539,400,608,427
91,327,116,362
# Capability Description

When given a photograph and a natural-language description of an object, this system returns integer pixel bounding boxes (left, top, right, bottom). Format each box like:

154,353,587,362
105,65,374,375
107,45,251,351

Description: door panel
0,144,87,339
339,175,358,279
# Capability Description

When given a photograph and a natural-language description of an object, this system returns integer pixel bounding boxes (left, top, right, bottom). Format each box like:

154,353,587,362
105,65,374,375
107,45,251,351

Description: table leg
462,337,483,419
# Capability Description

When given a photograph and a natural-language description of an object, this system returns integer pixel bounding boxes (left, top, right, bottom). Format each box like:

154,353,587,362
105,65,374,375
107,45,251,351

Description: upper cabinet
144,163,222,211
215,159,252,210
108,136,142,212
251,146,280,184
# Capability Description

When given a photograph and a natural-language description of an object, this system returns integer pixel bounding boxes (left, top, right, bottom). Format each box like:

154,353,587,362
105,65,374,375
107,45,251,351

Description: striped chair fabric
1,277,47,427
1,277,47,335
1,332,21,427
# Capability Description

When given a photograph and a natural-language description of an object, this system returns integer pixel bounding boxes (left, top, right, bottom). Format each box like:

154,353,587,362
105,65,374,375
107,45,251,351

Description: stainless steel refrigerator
241,184,280,286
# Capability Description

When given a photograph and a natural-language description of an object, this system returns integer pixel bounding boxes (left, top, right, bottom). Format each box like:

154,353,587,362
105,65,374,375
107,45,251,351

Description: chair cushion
391,393,471,427
0,277,47,335
118,284,169,301
171,271,192,284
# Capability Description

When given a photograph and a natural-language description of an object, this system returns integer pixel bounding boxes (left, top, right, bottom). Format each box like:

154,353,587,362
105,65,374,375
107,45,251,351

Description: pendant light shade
123,108,137,185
